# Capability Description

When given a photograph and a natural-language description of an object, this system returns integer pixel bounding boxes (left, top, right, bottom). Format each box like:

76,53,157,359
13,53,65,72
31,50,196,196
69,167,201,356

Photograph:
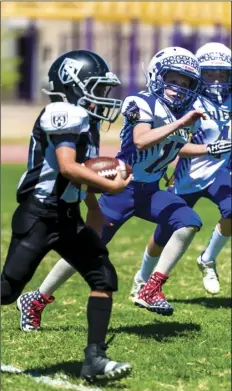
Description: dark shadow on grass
23,361,128,388
25,361,82,378
171,297,231,309
111,321,201,341
43,321,200,341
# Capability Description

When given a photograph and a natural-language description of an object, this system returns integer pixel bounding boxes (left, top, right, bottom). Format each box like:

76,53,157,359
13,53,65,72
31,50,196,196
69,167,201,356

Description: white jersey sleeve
40,102,90,135
121,95,154,125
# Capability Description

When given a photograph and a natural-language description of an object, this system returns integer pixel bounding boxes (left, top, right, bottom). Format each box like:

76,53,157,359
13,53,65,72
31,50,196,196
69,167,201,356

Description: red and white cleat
17,289,54,331
134,272,174,316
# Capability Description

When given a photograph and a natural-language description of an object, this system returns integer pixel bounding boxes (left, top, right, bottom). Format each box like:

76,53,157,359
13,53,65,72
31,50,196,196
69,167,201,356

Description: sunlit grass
1,164,231,391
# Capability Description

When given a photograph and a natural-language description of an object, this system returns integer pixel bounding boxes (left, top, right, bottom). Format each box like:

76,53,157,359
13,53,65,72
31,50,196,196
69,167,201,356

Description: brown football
83,156,132,193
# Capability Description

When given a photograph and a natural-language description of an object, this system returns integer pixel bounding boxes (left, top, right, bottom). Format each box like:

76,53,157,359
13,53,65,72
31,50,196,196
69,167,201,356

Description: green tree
1,29,21,92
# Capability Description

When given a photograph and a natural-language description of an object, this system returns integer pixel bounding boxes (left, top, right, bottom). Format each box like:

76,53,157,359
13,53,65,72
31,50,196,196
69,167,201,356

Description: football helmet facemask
44,50,122,123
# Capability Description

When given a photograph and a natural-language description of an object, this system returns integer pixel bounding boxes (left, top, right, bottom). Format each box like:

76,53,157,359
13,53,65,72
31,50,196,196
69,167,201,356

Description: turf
1,164,231,391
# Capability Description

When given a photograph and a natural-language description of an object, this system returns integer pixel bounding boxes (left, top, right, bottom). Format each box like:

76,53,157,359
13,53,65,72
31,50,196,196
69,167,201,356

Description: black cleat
80,343,132,382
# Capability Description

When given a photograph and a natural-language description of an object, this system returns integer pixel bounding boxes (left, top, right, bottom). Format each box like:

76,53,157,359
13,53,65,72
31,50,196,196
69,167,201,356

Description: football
83,157,132,180
83,156,132,193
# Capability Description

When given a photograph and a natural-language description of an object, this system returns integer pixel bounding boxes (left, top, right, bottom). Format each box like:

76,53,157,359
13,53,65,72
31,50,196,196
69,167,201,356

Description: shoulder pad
40,102,89,135
122,95,154,123
193,96,212,111
199,95,231,112
192,97,202,109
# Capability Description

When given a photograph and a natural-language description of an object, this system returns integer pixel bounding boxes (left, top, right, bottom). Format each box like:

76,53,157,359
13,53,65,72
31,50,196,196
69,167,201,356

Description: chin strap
42,88,68,102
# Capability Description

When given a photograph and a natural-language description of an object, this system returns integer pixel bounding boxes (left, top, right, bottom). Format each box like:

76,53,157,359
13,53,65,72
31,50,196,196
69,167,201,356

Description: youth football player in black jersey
1,50,132,382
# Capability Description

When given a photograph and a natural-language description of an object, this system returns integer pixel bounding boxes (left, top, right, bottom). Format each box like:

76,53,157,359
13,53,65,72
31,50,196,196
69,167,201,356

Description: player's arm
178,143,207,157
133,121,184,150
55,144,131,194
133,110,207,150
41,104,131,192
84,193,100,210
179,140,232,158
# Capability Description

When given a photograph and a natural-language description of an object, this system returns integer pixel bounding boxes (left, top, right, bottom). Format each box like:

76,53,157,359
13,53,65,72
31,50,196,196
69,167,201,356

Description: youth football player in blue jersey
17,46,231,327
131,42,231,302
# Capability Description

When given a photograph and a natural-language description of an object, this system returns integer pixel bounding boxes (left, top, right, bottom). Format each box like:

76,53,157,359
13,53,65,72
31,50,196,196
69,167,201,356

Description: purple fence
17,21,231,101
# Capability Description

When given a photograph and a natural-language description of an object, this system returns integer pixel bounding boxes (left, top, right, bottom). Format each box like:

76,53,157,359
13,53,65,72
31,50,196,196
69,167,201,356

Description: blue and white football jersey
174,95,231,194
116,91,194,183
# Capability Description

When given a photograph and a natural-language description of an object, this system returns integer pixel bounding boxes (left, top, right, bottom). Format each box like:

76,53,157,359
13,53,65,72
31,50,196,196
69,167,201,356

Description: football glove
207,139,232,156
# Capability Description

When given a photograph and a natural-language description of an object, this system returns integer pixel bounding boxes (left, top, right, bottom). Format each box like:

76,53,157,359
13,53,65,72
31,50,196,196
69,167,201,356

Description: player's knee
154,224,173,247
179,225,200,233
1,274,23,305
223,211,232,219
102,262,118,291
219,218,232,236
171,206,202,232
84,257,118,292
220,202,232,219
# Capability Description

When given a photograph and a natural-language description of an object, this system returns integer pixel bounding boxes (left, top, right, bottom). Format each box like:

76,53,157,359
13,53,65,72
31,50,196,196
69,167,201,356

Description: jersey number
218,125,231,140
145,142,182,174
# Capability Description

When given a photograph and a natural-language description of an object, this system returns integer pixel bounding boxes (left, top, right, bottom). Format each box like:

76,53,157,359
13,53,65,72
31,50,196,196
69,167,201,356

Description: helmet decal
197,52,231,65
58,58,83,85
162,55,200,75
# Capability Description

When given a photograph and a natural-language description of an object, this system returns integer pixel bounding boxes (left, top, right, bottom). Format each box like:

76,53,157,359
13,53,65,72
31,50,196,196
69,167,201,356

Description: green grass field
1,164,231,391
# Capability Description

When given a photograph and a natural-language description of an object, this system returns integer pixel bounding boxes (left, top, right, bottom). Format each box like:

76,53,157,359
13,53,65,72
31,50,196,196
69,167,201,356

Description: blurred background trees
1,29,21,95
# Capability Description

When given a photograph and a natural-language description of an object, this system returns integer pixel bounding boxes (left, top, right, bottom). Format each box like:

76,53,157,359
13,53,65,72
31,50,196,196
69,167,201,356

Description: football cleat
81,343,132,382
134,272,173,316
129,271,145,302
17,289,54,331
197,254,220,295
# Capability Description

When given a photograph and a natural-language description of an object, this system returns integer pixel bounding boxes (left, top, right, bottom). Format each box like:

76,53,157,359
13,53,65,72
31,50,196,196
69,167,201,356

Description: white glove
207,139,232,156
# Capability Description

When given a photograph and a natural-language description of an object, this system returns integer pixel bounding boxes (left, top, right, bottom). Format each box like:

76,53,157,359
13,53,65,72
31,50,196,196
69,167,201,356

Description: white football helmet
146,47,201,112
196,42,231,104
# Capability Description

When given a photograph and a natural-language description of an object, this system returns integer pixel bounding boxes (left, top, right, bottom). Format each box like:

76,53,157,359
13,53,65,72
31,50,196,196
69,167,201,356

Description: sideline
1,363,103,391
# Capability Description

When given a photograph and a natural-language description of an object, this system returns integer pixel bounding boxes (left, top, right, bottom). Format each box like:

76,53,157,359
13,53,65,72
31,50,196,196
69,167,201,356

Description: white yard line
1,363,103,391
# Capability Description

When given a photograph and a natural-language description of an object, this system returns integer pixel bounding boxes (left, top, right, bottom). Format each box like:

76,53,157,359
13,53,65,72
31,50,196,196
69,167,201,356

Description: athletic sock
87,296,112,346
140,247,160,282
39,258,76,297
155,227,196,275
201,225,230,263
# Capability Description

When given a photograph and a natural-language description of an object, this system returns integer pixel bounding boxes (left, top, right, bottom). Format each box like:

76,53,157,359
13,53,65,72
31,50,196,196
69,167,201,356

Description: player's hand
207,139,232,156
108,166,133,194
179,110,207,127
164,173,175,188
86,207,113,236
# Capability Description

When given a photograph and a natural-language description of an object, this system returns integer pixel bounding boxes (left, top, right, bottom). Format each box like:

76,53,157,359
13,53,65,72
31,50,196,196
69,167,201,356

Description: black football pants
1,195,118,305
